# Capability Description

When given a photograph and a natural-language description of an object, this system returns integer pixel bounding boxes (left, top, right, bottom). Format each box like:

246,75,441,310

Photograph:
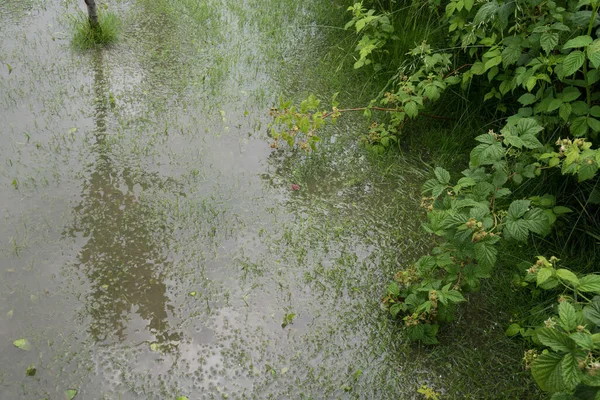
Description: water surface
0,1,437,398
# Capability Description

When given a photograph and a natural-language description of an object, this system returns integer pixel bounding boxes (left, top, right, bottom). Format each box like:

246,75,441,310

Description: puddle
0,0,435,398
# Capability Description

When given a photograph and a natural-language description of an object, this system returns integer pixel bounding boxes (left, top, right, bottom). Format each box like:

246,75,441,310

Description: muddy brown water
0,1,431,398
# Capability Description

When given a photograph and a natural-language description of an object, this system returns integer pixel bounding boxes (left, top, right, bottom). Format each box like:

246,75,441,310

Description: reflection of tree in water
64,48,181,352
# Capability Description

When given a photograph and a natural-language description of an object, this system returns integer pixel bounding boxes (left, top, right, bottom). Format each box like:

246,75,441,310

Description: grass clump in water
70,10,120,49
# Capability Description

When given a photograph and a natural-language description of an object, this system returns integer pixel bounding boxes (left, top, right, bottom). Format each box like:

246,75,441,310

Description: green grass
70,10,120,49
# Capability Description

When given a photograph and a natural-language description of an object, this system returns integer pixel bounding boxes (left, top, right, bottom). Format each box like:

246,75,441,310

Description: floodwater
0,0,434,398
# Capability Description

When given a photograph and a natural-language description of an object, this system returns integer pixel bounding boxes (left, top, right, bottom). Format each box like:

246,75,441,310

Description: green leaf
516,118,544,137
473,1,499,25
561,87,582,103
518,93,537,106
541,32,560,54
65,390,78,400
557,269,580,287
561,352,583,391
521,134,543,149
404,101,418,118
508,199,531,219
525,208,551,235
571,116,589,137
474,241,497,269
553,206,573,215
579,162,598,181
548,98,563,112
537,328,575,352
445,290,466,303
559,103,572,121
470,142,504,166
531,352,565,392
387,282,400,297
505,218,530,241
177,397,189,400
506,323,521,336
492,170,508,188
538,268,554,285
570,332,594,350
579,275,600,293
13,338,32,351
526,76,537,92
558,301,578,331
563,51,586,76
588,117,600,132
584,298,600,327
502,44,522,67
563,35,593,49
434,167,451,184
571,101,589,115
390,303,403,318
484,56,503,70
587,39,600,68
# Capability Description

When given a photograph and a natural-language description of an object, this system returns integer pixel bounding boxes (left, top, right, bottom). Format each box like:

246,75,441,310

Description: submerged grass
70,10,120,49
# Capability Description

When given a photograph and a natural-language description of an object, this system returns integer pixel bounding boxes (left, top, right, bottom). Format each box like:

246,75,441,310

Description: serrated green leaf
521,134,543,149
579,275,600,293
559,102,572,121
579,162,598,181
587,39,600,68
571,116,589,137
474,241,497,269
503,134,525,148
563,51,586,76
531,352,565,392
470,142,504,166
570,332,594,350
387,281,400,296
516,118,544,136
584,298,600,327
563,35,593,49
538,268,554,285
505,218,530,241
541,32,559,54
390,303,403,318
526,76,537,92
492,170,508,188
508,199,531,219
404,101,418,118
588,117,600,132
561,352,582,391
547,98,563,112
525,208,550,235
473,1,499,25
537,328,574,352
434,167,451,184
445,290,466,303
571,101,589,115
457,177,476,187
502,44,522,67
558,301,578,331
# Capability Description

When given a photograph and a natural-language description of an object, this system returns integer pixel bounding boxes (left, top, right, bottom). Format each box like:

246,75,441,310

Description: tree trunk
84,0,101,31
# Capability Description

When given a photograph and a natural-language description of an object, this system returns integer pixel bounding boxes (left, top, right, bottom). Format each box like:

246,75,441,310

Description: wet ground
0,0,440,398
